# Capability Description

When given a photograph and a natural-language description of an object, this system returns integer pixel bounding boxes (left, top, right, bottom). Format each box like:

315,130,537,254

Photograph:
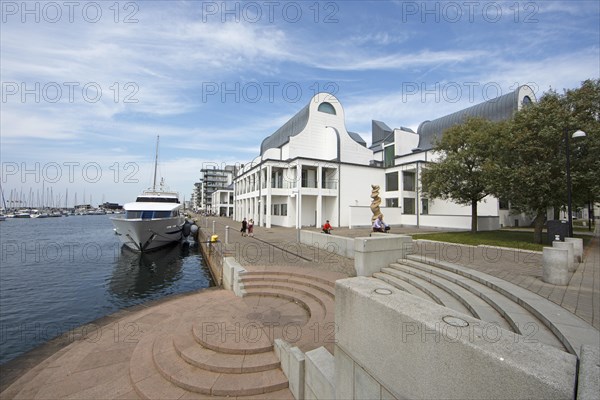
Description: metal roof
348,131,367,147
417,87,525,150
260,104,310,155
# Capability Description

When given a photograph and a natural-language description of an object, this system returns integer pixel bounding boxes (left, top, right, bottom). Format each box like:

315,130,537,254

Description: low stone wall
354,235,413,276
299,230,355,258
334,276,577,399
222,257,246,297
577,345,600,400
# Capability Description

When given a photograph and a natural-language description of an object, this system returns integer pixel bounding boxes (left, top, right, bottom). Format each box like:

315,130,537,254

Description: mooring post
212,220,216,234
225,226,229,245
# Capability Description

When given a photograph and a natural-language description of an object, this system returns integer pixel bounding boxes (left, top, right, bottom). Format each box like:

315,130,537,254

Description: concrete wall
300,230,355,258
335,277,577,399
222,257,246,297
354,235,413,276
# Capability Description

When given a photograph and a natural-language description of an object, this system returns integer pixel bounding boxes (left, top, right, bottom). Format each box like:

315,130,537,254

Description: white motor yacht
110,136,185,252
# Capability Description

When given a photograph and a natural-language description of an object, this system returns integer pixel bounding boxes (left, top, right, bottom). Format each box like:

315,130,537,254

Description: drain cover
442,316,469,327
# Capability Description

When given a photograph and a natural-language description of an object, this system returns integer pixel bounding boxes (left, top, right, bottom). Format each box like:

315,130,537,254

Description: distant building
199,165,238,214
233,88,536,230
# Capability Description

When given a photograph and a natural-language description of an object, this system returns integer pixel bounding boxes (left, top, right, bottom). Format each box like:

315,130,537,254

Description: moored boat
110,136,186,252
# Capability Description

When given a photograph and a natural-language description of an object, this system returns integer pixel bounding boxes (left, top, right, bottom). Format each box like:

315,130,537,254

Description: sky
1,0,599,207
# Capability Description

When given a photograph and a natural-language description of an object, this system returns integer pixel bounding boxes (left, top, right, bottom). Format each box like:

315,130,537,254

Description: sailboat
110,136,186,252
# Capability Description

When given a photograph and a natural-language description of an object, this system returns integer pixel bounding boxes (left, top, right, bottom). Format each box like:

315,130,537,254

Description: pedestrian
248,219,254,237
372,215,389,233
322,220,332,234
241,218,247,236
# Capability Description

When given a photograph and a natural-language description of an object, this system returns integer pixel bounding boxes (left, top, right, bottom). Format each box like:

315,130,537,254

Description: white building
211,186,234,217
234,87,536,230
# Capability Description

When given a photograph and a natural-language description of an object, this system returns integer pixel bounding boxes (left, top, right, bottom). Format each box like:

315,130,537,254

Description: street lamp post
565,129,587,237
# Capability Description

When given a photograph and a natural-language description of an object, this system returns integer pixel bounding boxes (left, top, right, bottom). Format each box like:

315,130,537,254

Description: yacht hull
111,216,185,252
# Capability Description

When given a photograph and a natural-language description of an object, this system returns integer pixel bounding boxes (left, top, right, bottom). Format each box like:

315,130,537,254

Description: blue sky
1,0,599,207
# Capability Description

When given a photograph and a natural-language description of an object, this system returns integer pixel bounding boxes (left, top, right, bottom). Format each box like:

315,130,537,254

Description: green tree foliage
489,79,599,243
488,91,568,243
421,117,497,232
564,79,600,220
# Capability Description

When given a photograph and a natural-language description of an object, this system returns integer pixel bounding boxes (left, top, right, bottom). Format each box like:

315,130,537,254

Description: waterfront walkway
1,217,598,399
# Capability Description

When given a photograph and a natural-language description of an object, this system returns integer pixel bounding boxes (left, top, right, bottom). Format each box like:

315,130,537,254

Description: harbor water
0,215,215,365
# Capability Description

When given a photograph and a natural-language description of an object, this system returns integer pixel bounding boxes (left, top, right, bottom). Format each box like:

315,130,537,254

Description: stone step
388,263,513,332
240,275,335,299
192,320,274,355
240,281,333,316
242,286,335,353
153,334,288,397
373,271,436,301
402,257,568,351
240,270,336,288
173,332,280,374
380,267,474,317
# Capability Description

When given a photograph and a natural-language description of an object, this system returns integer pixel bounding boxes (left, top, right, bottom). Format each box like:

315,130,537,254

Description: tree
421,117,497,233
489,90,573,243
565,79,600,229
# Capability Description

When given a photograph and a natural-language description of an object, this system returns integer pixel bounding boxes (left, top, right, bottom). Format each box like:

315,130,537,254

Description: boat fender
190,224,199,234
182,221,192,237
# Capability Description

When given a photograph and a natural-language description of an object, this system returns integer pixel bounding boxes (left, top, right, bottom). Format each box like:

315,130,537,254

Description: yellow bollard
210,234,219,243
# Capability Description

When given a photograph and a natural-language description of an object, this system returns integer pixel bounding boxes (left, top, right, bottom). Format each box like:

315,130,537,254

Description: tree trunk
471,201,478,233
533,213,545,244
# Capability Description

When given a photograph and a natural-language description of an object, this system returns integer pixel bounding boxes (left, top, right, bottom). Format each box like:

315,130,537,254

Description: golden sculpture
370,185,382,222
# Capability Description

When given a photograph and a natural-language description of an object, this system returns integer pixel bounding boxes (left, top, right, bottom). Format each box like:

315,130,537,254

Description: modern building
199,165,238,214
234,87,536,230
211,185,234,217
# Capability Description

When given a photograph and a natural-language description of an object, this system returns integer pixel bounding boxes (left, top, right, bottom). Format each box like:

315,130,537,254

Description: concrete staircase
374,254,599,356
128,269,341,399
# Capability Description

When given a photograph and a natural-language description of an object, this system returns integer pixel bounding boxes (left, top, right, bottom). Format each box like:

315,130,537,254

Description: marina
0,214,214,366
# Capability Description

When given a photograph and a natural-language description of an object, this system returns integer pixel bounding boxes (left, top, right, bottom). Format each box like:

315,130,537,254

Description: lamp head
572,130,586,139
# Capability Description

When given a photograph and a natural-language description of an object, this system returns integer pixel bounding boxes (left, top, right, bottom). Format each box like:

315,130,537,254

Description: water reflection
109,241,197,301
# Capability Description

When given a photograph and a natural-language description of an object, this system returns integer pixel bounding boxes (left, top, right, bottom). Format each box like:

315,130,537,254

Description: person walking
248,219,254,237
241,218,247,236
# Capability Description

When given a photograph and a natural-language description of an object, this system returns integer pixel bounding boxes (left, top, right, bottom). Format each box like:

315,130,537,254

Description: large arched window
318,102,336,115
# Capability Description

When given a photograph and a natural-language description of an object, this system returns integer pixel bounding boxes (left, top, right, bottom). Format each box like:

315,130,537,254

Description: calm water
0,215,214,365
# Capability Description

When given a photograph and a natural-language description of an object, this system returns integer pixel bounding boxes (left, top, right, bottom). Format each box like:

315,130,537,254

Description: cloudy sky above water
1,0,598,206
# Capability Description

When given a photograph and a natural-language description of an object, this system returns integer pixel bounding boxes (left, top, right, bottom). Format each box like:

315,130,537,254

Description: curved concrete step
380,267,473,317
389,263,513,332
241,281,333,316
173,332,280,374
240,275,335,299
241,271,335,288
192,320,274,355
153,334,288,397
405,254,595,355
394,259,566,351
373,271,435,301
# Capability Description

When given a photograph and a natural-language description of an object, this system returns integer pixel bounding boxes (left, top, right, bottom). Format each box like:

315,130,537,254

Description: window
499,199,509,210
403,171,416,191
403,198,415,214
385,172,398,191
273,204,280,215
386,198,398,207
317,102,336,115
421,198,429,215
281,204,287,216
384,145,395,167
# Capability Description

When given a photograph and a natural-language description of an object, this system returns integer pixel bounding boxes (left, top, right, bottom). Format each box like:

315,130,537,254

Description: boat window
141,211,154,219
136,197,180,203
153,211,172,218
126,211,142,219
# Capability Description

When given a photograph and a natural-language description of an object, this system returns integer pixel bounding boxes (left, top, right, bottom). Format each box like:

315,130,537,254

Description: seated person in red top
322,220,332,234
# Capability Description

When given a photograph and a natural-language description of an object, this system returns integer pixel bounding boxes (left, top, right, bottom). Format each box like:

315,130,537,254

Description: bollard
553,241,575,271
225,226,229,245
212,220,216,235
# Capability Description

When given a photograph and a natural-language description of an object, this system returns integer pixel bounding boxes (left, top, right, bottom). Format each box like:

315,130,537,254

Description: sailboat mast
152,135,159,191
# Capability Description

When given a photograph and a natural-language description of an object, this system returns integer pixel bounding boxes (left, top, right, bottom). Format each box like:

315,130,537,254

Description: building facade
199,165,237,214
234,87,536,230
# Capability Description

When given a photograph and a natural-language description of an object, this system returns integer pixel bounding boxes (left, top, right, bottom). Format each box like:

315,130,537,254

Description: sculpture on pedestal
370,185,382,222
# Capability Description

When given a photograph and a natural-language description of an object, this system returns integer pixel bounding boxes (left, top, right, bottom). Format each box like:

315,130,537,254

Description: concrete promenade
1,217,598,399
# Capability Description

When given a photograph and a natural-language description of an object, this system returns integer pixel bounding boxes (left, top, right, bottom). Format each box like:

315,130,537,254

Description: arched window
318,102,336,115
522,96,532,107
